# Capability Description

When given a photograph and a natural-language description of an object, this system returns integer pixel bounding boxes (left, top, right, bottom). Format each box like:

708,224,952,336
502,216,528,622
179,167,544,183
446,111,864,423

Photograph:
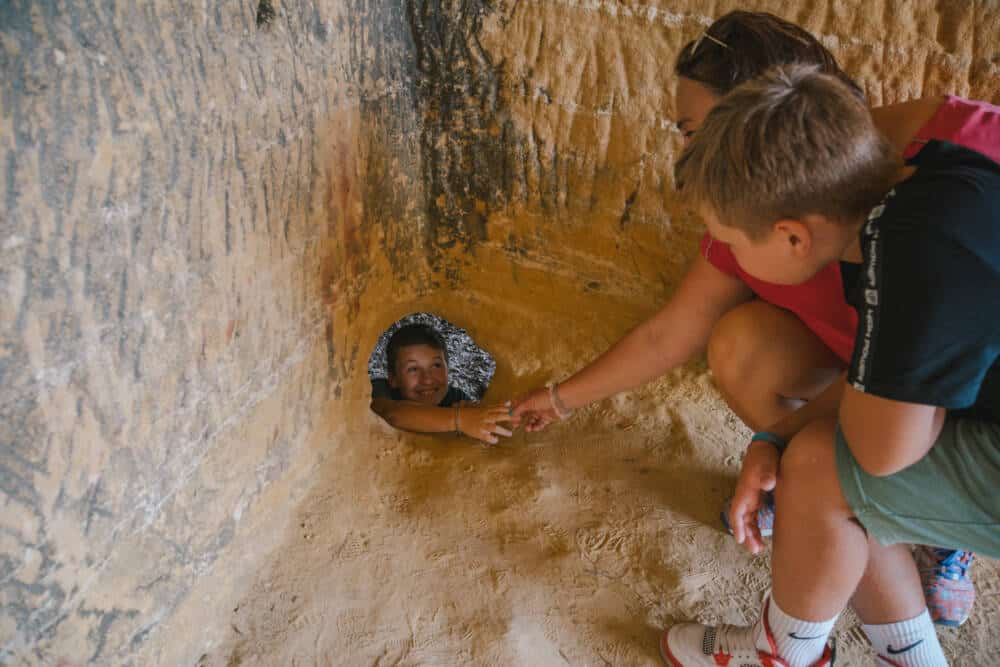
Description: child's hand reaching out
457,402,515,444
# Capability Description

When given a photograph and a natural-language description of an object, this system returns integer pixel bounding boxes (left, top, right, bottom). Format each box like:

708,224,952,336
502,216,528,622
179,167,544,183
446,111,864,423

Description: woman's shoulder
870,95,945,153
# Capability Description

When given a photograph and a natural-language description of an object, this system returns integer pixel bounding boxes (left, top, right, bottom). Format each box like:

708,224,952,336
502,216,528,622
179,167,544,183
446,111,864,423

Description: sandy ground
202,228,1000,667
203,3,1000,662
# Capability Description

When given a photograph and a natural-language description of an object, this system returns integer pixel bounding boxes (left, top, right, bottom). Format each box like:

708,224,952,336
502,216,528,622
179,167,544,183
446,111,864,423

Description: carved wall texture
3,0,999,664
0,1,421,662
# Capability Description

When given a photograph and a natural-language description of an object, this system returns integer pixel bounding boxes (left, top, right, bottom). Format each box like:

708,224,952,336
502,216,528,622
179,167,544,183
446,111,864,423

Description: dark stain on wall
1,0,531,662
340,0,523,281
406,0,513,268
342,0,425,282
256,0,278,27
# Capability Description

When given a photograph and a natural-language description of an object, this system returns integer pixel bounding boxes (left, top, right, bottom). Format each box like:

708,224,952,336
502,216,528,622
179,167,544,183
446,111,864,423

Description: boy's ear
773,218,812,255
387,372,399,388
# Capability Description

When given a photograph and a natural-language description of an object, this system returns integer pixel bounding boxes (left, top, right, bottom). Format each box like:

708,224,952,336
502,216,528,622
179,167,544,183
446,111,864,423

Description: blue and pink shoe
720,491,775,538
719,500,975,627
916,546,976,627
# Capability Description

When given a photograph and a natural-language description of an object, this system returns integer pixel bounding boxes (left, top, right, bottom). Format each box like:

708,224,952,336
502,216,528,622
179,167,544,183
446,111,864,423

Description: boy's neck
838,220,865,264
838,165,918,264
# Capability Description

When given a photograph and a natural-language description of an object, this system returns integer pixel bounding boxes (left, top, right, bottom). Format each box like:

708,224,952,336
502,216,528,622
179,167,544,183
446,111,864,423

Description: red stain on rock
320,133,366,317
338,142,352,210
333,141,362,277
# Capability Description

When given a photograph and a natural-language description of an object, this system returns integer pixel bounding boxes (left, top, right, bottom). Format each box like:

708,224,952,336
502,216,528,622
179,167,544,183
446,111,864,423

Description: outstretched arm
371,399,514,444
371,398,457,433
513,254,752,429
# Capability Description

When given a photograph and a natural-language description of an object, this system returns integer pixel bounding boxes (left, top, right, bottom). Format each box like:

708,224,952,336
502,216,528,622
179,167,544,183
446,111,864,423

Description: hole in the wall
256,0,276,28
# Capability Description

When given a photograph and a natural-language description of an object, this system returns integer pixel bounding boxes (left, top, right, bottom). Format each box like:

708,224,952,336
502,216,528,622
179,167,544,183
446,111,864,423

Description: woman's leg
708,301,842,431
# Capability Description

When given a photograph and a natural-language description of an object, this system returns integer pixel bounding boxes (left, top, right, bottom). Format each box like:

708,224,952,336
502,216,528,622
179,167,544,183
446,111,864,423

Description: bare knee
707,302,767,391
776,418,846,513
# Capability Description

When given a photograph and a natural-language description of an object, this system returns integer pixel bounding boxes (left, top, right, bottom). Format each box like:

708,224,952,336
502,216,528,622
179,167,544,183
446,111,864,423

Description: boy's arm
370,398,457,433
838,385,946,477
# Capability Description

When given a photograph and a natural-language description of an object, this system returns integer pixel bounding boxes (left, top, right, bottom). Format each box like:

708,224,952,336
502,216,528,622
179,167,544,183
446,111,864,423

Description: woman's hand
729,440,780,554
509,387,561,432
457,404,514,444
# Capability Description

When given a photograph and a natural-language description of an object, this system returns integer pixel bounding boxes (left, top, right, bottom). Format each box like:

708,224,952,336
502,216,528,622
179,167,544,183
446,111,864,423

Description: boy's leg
708,301,841,431
711,301,980,627
662,419,948,666
852,541,947,665
777,423,948,665
667,420,857,667
851,539,925,624
770,418,921,621
712,301,839,539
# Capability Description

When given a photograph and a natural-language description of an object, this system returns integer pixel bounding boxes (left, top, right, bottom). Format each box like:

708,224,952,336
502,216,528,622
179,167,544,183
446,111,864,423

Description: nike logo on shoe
887,639,924,654
788,632,825,640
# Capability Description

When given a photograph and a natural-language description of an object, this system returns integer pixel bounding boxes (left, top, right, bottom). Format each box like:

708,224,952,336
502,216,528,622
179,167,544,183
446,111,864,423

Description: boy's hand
729,440,780,554
458,404,514,444
509,388,559,432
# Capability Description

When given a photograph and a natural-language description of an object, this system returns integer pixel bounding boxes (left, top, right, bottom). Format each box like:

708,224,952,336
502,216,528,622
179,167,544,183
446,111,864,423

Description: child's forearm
371,399,458,434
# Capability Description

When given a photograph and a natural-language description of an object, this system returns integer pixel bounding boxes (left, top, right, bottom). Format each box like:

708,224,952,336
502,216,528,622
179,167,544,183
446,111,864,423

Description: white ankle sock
862,609,947,666
761,596,836,667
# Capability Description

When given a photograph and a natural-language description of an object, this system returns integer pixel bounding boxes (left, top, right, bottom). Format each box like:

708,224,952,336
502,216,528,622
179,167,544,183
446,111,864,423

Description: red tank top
701,95,1000,363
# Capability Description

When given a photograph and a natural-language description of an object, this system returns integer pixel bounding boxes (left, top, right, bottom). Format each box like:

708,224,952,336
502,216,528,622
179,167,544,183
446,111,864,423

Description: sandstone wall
0,1,424,663
3,0,999,665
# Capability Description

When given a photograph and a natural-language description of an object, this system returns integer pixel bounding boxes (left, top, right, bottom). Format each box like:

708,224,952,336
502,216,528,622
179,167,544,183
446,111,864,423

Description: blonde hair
675,64,900,239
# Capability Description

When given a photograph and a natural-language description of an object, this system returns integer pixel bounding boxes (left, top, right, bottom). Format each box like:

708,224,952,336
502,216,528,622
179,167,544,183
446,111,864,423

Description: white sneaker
659,600,835,666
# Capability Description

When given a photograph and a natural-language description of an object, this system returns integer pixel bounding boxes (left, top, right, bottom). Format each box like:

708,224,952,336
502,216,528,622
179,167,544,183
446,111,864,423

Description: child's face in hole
389,344,450,405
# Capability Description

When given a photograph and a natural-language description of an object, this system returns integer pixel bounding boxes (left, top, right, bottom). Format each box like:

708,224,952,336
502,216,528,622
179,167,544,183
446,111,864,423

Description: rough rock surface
2,0,998,665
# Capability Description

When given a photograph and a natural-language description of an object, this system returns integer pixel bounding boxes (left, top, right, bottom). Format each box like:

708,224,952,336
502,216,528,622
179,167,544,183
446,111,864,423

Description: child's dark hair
386,324,448,373
675,11,864,100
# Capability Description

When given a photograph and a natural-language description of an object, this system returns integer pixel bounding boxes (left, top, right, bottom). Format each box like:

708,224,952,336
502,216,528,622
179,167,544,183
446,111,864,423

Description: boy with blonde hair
661,64,1000,667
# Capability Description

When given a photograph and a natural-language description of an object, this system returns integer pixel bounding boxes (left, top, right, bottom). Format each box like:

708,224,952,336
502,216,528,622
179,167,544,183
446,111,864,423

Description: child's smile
389,344,450,405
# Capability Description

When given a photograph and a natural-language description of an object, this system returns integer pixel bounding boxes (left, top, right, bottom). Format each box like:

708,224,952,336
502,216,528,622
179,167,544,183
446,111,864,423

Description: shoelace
707,624,763,660
934,549,973,581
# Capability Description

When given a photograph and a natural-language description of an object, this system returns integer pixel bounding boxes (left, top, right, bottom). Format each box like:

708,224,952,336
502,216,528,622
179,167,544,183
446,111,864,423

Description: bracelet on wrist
751,430,788,453
547,383,573,420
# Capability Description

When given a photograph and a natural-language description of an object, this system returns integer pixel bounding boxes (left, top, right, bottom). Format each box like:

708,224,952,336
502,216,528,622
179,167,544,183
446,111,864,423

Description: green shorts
835,417,1000,558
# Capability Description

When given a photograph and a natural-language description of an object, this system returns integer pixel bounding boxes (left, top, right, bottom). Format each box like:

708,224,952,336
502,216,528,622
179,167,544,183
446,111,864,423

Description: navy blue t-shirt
843,141,1000,423
370,379,471,407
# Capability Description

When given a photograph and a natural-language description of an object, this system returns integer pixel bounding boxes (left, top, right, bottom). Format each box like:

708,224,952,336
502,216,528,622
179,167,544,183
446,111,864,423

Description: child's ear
387,372,399,388
774,218,812,256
